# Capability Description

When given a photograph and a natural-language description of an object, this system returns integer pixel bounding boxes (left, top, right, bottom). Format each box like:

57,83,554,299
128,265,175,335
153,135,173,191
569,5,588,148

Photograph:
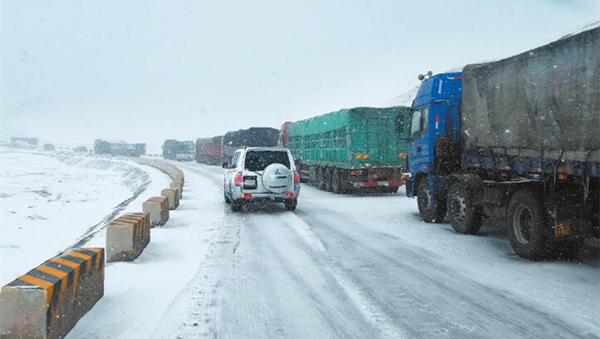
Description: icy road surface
67,162,599,339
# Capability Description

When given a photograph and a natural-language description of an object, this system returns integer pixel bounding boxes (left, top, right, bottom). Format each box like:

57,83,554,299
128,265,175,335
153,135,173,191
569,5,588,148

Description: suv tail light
293,172,300,183
234,172,243,186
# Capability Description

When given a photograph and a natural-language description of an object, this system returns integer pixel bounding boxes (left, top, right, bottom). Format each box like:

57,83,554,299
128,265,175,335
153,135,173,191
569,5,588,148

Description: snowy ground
61,161,600,339
0,149,171,285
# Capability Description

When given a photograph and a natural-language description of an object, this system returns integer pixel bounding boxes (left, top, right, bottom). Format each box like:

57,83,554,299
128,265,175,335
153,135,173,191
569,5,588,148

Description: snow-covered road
147,162,599,339
7,157,597,339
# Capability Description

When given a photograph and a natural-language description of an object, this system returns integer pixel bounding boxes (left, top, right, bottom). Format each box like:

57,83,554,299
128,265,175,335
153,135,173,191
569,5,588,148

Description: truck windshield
244,151,290,171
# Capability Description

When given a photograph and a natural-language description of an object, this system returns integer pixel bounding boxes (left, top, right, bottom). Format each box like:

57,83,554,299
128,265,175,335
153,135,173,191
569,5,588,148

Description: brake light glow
234,172,243,186
285,193,297,198
240,193,252,198
293,172,300,183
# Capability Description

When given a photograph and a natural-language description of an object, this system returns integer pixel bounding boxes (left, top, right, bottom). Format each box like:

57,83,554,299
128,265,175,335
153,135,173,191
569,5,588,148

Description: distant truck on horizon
162,139,195,161
94,139,146,157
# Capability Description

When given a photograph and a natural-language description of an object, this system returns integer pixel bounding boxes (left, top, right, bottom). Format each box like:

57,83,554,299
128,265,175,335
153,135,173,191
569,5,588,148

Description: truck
221,127,279,164
280,106,412,193
406,27,600,260
94,139,146,157
163,139,195,161
196,136,223,165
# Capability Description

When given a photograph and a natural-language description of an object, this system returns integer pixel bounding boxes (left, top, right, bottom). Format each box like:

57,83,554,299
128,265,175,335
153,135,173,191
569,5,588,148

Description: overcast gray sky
1,0,599,151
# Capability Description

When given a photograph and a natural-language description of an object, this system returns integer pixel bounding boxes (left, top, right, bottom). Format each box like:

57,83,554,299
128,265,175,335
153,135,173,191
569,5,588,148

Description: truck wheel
324,168,333,192
317,167,326,190
447,181,483,234
332,169,341,194
507,190,549,260
417,179,446,223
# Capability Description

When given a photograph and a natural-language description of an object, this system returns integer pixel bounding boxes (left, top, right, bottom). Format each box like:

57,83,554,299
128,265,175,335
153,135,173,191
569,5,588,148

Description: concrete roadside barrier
106,213,151,262
0,248,104,339
170,182,183,199
128,158,185,198
143,196,169,227
161,188,179,210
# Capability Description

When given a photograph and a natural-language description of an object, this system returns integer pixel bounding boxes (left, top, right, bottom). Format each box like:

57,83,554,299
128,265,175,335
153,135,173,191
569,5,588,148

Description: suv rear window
244,151,290,171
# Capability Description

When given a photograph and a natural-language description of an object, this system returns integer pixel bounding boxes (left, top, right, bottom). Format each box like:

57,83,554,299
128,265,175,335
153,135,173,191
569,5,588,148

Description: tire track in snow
279,213,408,339
295,206,595,339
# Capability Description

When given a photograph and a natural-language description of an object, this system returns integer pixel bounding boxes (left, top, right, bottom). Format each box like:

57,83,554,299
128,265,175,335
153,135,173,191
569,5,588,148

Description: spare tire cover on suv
262,163,292,193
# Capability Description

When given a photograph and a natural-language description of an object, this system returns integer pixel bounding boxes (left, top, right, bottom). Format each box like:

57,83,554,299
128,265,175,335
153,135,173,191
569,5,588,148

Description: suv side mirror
222,161,229,169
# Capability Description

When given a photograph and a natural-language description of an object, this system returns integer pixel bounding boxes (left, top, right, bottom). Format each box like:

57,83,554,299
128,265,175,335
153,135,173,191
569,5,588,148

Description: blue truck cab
406,72,462,205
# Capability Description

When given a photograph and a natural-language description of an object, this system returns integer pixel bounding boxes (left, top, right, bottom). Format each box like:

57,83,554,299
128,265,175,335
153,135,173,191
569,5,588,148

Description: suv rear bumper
230,186,301,204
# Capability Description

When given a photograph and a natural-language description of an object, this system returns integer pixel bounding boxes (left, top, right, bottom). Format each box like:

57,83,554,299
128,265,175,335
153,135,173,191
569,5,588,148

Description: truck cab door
407,104,433,196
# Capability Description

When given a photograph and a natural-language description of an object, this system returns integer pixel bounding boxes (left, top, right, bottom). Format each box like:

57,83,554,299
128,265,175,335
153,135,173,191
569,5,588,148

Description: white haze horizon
1,0,599,152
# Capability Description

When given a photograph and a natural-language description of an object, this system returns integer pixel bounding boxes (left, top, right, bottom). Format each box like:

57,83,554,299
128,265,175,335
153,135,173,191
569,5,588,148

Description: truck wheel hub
513,205,533,244
451,192,467,222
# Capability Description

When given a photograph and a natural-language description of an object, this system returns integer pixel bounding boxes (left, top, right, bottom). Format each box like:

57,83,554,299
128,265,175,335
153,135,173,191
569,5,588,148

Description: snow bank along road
67,161,598,339
0,150,171,286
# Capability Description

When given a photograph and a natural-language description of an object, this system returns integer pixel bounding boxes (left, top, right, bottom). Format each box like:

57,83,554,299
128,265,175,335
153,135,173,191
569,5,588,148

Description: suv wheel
231,200,243,212
285,200,297,211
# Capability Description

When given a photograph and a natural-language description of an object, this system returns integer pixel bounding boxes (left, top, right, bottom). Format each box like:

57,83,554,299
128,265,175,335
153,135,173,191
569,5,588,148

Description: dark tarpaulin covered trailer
461,27,600,154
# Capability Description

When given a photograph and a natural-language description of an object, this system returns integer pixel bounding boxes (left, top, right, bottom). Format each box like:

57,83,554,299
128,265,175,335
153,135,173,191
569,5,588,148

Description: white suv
223,147,301,212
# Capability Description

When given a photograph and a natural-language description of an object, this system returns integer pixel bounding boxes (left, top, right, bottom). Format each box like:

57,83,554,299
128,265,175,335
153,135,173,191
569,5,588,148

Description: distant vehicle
221,128,279,164
94,139,146,157
280,106,412,194
10,137,38,148
163,139,195,161
196,136,223,165
74,146,88,153
406,27,599,260
43,143,55,151
223,147,300,212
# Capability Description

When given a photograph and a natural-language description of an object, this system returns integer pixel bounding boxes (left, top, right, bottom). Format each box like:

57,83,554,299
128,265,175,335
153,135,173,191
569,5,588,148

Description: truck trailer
195,136,223,165
94,139,146,157
221,127,279,164
406,27,600,260
163,139,195,161
280,106,412,193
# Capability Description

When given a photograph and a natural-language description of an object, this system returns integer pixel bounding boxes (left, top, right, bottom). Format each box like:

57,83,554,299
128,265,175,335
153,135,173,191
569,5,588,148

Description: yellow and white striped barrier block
0,248,104,339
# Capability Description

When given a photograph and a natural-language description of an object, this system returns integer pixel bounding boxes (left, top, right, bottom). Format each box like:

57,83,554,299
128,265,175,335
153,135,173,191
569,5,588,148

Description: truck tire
317,167,326,190
332,169,341,194
417,179,446,223
324,168,333,192
507,189,549,260
447,181,483,234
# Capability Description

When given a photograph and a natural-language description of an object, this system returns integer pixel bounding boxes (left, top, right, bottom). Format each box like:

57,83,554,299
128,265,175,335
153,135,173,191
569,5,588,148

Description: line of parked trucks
186,27,598,260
